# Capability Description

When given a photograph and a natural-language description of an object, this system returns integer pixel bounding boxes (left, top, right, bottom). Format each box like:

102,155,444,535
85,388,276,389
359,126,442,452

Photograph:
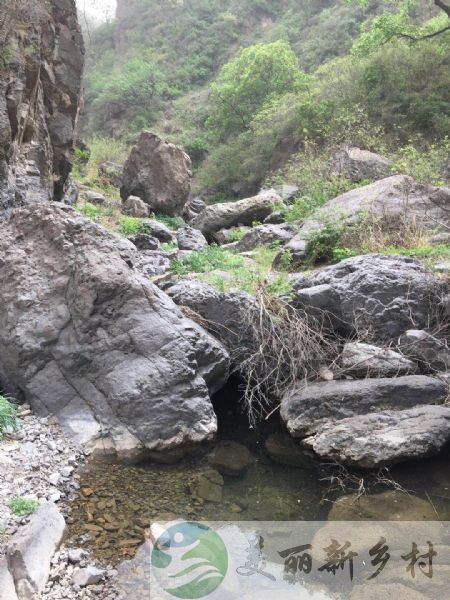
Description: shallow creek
66,382,450,566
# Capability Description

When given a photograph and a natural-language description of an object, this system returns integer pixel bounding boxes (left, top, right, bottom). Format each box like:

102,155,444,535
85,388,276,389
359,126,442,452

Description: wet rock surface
208,441,254,477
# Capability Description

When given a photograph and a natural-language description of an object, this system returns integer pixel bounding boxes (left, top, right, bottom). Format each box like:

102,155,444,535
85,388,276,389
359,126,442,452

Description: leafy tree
348,0,450,54
207,41,307,140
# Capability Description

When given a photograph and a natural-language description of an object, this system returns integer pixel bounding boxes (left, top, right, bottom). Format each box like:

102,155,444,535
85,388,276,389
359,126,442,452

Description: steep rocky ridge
0,0,84,219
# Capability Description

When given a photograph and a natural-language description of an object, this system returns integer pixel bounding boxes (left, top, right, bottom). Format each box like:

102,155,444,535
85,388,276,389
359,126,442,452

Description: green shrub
119,216,143,236
78,203,113,221
0,395,17,439
8,497,39,517
391,138,450,185
172,245,245,275
152,214,186,230
306,222,344,265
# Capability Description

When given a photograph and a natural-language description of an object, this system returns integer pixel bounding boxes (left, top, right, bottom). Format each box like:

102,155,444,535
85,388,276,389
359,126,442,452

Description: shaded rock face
0,204,230,461
332,147,392,182
120,132,192,216
399,330,450,372
164,279,257,367
176,226,208,251
0,0,84,219
304,406,450,468
281,376,446,438
295,255,446,339
191,192,282,237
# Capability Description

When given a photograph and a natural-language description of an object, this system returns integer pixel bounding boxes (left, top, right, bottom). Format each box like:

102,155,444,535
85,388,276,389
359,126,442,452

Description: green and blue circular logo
151,522,228,599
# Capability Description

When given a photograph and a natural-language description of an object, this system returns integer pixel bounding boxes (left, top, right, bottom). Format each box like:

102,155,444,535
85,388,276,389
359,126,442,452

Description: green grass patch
172,245,245,275
77,202,114,222
118,215,144,236
0,395,17,439
8,497,39,517
152,214,186,230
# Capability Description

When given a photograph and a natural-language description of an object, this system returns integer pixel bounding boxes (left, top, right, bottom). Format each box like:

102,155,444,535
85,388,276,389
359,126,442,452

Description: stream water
66,380,450,566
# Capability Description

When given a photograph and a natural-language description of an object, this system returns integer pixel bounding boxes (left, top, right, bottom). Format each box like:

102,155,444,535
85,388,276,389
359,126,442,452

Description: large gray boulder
140,220,173,243
164,279,257,366
7,502,65,597
340,342,417,377
120,132,192,216
295,254,446,339
332,147,392,182
316,174,450,231
191,192,282,237
280,376,446,438
304,405,450,468
235,223,297,252
0,204,230,461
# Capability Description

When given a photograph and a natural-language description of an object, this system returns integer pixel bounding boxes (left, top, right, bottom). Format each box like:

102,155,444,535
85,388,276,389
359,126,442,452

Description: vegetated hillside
80,0,449,200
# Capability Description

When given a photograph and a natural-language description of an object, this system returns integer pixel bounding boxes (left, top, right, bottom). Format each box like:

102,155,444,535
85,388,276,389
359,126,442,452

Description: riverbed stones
329,491,438,521
295,254,446,339
190,469,224,503
399,330,450,372
304,405,450,468
281,376,446,438
208,441,254,477
72,565,106,587
176,226,208,251
0,204,229,461
265,433,314,469
191,191,283,237
121,132,192,216
6,501,65,596
340,342,417,377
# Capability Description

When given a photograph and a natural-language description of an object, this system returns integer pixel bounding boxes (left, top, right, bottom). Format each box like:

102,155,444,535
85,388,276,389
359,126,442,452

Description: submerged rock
265,432,314,469
0,204,230,461
295,254,446,339
304,405,450,468
191,191,282,236
190,469,224,503
340,342,417,377
281,376,446,438
329,491,438,521
208,441,254,477
121,132,192,216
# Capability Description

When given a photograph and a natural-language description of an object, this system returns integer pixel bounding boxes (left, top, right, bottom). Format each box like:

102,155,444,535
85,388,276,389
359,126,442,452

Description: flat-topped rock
340,342,417,377
304,405,450,468
281,376,446,438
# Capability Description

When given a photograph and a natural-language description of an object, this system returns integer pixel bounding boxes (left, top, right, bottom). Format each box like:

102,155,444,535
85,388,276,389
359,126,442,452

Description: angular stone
7,502,65,596
121,132,191,216
340,342,417,377
72,566,106,587
304,405,450,468
81,190,107,206
140,220,173,243
281,376,446,438
208,441,253,477
190,469,224,503
332,147,392,182
177,226,208,251
400,330,450,372
122,195,150,218
191,192,283,237
236,223,297,252
128,233,160,251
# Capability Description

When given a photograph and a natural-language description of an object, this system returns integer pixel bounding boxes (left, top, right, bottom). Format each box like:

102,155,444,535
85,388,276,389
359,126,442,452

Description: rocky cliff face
0,0,84,219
